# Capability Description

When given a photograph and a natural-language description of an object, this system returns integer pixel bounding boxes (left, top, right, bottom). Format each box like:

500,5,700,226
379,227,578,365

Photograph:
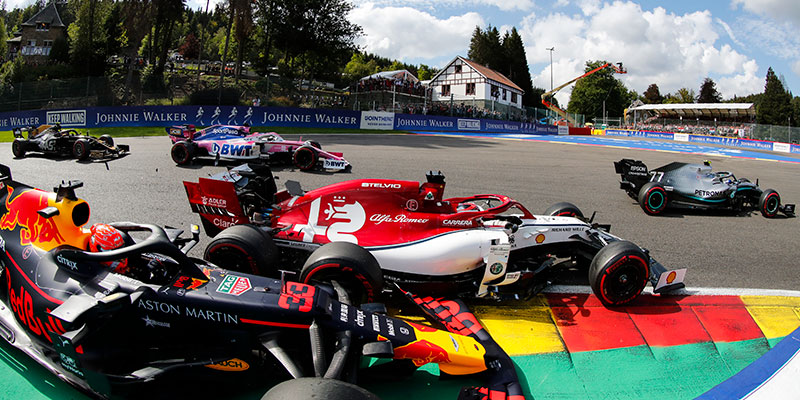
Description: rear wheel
589,241,649,306
759,189,780,218
99,134,114,147
11,140,25,158
300,242,383,304
293,146,318,171
262,378,378,400
72,139,90,160
544,201,584,219
171,141,195,165
638,182,668,215
204,224,277,276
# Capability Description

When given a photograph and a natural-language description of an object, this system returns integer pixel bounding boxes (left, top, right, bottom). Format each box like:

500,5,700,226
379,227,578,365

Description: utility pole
546,47,555,93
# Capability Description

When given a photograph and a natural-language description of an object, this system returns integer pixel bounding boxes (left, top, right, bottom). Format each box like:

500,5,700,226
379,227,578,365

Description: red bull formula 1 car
185,165,686,306
0,164,524,399
167,124,351,172
12,124,129,161
615,159,795,217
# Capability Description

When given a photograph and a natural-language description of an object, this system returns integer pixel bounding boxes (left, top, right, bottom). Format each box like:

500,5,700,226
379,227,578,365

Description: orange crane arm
541,62,627,126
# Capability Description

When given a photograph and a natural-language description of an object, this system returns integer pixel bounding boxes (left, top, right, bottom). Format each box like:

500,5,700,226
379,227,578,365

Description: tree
178,33,199,60
663,87,695,103
68,0,115,76
503,28,535,106
231,0,253,79
467,25,504,72
643,83,662,104
697,77,721,103
757,67,792,125
567,60,630,122
417,64,434,81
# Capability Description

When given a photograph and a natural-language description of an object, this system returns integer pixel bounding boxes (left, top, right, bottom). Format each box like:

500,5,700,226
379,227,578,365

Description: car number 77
649,171,664,182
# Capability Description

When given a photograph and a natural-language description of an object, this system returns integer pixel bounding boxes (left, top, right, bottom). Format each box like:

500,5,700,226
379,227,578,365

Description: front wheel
759,189,780,218
589,241,650,306
293,146,318,171
262,378,378,400
99,134,114,147
11,139,26,158
544,201,584,219
204,224,277,275
638,182,668,215
300,242,383,304
72,139,90,160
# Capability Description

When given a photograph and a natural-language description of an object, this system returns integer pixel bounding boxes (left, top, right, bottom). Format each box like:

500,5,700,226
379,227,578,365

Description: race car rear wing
614,159,651,193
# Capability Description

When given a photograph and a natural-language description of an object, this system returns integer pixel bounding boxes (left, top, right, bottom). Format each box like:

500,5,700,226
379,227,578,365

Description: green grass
0,126,410,142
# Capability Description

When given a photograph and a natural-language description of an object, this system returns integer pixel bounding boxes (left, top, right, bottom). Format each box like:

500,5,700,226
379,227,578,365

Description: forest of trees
0,0,798,125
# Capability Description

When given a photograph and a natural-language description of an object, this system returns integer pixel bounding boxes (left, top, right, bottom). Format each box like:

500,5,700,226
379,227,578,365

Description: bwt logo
457,119,480,130
212,143,253,157
46,110,86,127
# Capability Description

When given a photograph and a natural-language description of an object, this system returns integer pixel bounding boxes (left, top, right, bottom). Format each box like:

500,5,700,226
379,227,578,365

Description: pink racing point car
167,125,351,172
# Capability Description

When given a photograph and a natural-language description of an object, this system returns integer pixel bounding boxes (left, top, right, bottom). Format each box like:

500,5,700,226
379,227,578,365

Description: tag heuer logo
216,275,252,296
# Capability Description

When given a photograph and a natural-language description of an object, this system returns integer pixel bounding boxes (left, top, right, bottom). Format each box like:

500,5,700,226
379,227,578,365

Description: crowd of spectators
395,102,531,121
355,77,427,97
631,123,753,138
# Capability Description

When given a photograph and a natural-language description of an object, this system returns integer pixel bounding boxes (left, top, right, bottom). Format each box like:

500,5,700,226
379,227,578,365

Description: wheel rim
765,194,779,214
294,148,315,169
648,190,665,210
207,244,256,274
304,264,372,303
173,145,187,163
601,256,647,304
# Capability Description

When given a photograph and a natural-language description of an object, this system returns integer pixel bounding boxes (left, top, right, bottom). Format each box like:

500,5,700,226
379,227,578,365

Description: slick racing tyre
72,139,90,160
292,146,318,171
544,201,584,219
300,242,384,304
99,134,114,147
589,241,650,306
171,141,195,165
638,182,668,215
204,224,277,275
759,189,781,218
11,139,26,158
262,378,379,400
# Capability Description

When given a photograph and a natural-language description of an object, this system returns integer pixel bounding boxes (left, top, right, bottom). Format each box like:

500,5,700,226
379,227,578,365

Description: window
36,22,49,31
491,85,499,98
465,83,475,95
26,39,36,46
454,65,462,73
441,85,450,96
502,89,507,100
511,93,518,103
43,40,53,48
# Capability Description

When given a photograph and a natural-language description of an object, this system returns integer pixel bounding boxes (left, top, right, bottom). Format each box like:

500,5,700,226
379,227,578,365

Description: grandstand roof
360,70,419,83
628,103,755,119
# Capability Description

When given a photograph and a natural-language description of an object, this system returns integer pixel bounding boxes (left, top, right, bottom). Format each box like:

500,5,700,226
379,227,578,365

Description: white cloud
349,3,483,62
793,60,800,77
731,0,800,25
351,0,534,12
4,0,35,10
519,2,763,104
716,18,744,47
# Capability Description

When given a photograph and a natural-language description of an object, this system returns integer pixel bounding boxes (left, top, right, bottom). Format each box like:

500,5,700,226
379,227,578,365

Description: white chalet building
429,56,524,115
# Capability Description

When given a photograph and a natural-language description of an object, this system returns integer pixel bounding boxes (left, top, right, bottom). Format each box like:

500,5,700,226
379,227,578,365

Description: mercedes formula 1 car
184,165,686,306
0,164,522,399
12,124,129,161
615,158,795,217
167,124,351,172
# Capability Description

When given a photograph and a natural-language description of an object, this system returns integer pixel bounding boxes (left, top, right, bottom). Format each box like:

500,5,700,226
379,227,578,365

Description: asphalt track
0,132,799,399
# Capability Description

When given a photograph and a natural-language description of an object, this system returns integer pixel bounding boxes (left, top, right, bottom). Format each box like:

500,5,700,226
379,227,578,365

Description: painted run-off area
1,294,798,399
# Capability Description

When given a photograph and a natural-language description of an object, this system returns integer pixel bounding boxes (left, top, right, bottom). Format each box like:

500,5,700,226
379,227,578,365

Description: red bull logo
1,187,65,249
393,339,452,367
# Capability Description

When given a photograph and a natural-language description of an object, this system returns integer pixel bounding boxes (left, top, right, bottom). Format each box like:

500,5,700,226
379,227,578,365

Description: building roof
360,70,420,83
628,103,755,119
430,56,524,93
6,36,21,43
22,3,65,28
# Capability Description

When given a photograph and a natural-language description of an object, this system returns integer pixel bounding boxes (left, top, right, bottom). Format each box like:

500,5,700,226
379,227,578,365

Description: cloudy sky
9,0,800,105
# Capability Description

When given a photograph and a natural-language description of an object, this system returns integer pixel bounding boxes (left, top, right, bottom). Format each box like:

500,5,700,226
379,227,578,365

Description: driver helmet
88,223,129,274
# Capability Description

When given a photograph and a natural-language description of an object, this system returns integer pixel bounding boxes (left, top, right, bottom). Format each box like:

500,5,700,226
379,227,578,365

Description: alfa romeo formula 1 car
0,164,523,399
167,124,351,172
615,158,795,217
12,124,129,160
184,165,686,306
